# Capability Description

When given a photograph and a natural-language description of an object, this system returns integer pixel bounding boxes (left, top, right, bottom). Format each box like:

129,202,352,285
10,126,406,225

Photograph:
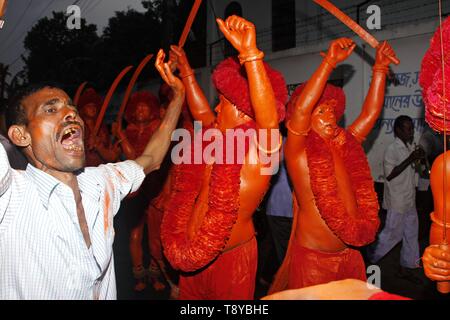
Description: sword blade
313,0,399,65
73,81,88,106
93,65,133,137
179,0,203,48
116,53,154,123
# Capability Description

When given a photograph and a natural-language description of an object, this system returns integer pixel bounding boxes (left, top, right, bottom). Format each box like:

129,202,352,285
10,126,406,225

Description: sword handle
375,43,400,65
321,46,399,65
388,56,400,65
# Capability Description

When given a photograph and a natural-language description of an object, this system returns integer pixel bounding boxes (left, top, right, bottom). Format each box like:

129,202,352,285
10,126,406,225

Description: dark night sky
0,0,148,79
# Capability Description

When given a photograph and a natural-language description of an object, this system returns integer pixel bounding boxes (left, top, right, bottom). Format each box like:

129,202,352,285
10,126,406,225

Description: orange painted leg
130,216,146,291
147,204,166,292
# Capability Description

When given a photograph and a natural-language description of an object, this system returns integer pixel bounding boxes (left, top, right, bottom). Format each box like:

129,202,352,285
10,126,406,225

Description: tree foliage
95,4,163,89
23,11,100,93
15,0,206,95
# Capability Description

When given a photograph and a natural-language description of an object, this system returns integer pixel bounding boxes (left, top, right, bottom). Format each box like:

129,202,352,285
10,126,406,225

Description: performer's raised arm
349,41,397,142
91,130,120,162
169,45,215,126
134,49,184,174
217,16,278,131
286,38,355,152
112,121,136,160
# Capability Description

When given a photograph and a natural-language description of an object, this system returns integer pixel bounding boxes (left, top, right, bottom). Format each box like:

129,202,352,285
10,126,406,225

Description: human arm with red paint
348,41,397,142
286,38,355,154
216,15,279,131
169,45,215,126
92,125,120,162
111,121,136,160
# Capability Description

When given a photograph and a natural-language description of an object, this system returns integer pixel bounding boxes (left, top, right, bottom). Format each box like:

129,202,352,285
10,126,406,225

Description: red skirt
179,237,257,300
288,242,367,289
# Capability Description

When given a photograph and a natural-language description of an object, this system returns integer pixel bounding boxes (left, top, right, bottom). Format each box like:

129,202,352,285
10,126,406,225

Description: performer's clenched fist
423,244,450,282
216,15,259,59
326,37,356,65
375,41,397,67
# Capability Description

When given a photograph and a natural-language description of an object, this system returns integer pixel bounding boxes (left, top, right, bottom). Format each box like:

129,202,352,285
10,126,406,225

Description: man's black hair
393,115,413,137
5,82,63,130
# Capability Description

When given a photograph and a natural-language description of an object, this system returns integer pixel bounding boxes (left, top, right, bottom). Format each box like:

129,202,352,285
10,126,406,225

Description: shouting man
0,49,184,299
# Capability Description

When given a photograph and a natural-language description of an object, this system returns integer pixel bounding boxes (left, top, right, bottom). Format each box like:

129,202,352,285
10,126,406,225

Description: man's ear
8,125,30,147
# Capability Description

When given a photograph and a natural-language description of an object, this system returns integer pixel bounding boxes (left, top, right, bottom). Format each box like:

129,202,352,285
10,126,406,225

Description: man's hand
167,48,178,73
216,15,259,56
169,45,192,77
409,147,425,162
326,38,356,65
375,41,396,68
111,122,124,139
155,49,184,97
423,244,450,281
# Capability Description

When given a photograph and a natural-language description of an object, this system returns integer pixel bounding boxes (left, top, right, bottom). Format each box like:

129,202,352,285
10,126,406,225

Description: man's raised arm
217,16,278,131
170,45,215,126
286,38,355,152
349,41,397,142
135,49,184,174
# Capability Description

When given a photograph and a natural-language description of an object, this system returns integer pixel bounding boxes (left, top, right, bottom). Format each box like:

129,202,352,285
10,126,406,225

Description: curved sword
73,81,88,106
179,0,203,47
92,65,133,138
313,0,400,65
116,53,154,123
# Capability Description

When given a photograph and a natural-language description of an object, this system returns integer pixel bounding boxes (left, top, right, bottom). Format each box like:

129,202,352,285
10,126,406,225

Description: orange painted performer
78,88,119,166
419,16,450,294
269,38,397,293
160,15,287,300
113,90,165,291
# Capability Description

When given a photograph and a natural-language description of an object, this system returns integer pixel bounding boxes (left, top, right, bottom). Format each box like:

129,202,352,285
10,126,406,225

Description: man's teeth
63,128,77,136
62,144,82,151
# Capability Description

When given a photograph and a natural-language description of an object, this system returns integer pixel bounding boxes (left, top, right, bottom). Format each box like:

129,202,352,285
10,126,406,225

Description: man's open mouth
60,125,84,152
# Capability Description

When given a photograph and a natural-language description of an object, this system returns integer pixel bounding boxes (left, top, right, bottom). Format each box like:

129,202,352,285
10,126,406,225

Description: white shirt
382,137,416,213
0,143,145,299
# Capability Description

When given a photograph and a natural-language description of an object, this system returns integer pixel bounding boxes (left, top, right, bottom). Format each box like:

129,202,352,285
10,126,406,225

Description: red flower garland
419,16,450,133
305,129,380,246
161,122,255,272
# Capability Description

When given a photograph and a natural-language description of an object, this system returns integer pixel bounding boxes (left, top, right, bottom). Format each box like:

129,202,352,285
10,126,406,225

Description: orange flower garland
305,129,380,246
161,122,255,272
